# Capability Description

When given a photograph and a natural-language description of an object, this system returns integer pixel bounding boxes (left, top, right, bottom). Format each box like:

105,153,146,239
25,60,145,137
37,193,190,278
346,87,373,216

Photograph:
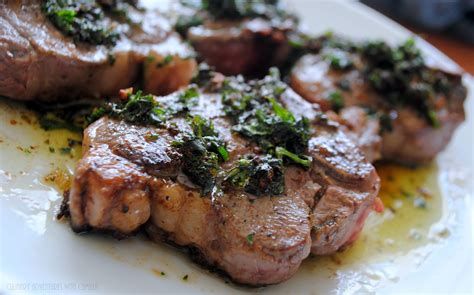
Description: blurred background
361,0,474,74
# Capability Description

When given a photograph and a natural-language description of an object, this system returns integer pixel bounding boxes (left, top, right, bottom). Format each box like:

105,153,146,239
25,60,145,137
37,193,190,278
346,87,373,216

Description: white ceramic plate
1,1,473,294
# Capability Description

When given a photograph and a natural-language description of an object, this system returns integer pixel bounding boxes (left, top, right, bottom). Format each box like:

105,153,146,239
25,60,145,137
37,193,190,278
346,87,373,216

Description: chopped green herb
359,38,445,127
146,55,156,63
427,110,440,128
246,233,254,246
202,0,290,21
379,113,393,133
269,97,295,123
175,14,204,36
156,55,174,68
323,50,353,70
103,0,138,24
42,0,120,46
161,271,166,276
182,274,189,281
224,154,285,196
175,0,296,36
87,107,106,125
191,63,214,87
56,9,76,26
317,35,452,128
177,115,229,195
190,115,214,138
275,147,312,168
105,90,169,126
327,90,344,112
223,69,311,156
107,53,116,65
180,86,200,101
217,146,229,161
49,147,55,153
179,138,220,195
38,112,82,133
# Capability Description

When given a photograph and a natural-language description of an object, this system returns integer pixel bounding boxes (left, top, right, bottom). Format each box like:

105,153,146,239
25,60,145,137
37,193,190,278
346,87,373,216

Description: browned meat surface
187,18,293,76
68,74,380,285
173,1,297,76
338,107,382,163
290,44,466,165
0,1,196,101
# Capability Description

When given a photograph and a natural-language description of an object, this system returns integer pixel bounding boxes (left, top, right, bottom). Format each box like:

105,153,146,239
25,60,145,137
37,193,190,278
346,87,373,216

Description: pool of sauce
334,163,443,264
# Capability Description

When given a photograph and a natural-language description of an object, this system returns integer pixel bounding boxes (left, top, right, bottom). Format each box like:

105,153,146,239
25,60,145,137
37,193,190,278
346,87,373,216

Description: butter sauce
337,163,443,264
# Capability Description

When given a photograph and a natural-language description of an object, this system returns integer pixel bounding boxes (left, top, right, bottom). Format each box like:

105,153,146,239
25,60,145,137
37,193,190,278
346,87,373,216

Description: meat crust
68,84,380,285
0,1,196,101
290,48,466,165
187,18,293,76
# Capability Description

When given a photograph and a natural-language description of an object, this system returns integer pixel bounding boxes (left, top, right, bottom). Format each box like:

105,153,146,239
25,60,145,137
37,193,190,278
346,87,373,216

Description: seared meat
0,1,196,101
290,40,466,165
187,18,293,76
337,107,382,163
68,73,380,285
174,1,296,76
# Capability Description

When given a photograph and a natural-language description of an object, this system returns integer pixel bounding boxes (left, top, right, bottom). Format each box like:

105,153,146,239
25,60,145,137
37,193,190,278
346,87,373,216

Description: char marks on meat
0,0,196,101
68,71,380,285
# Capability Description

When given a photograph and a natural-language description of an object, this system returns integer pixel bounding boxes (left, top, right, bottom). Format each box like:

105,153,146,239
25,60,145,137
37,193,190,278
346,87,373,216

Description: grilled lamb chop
290,37,466,165
174,0,297,76
0,0,196,101
67,70,380,286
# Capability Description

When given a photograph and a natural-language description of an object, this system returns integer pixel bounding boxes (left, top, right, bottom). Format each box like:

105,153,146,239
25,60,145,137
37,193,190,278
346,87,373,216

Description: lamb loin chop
67,69,381,285
290,36,466,165
0,0,196,102
173,0,297,76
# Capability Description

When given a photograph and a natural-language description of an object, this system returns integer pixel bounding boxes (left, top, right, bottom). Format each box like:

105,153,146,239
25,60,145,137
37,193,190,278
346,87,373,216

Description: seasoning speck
152,268,166,277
